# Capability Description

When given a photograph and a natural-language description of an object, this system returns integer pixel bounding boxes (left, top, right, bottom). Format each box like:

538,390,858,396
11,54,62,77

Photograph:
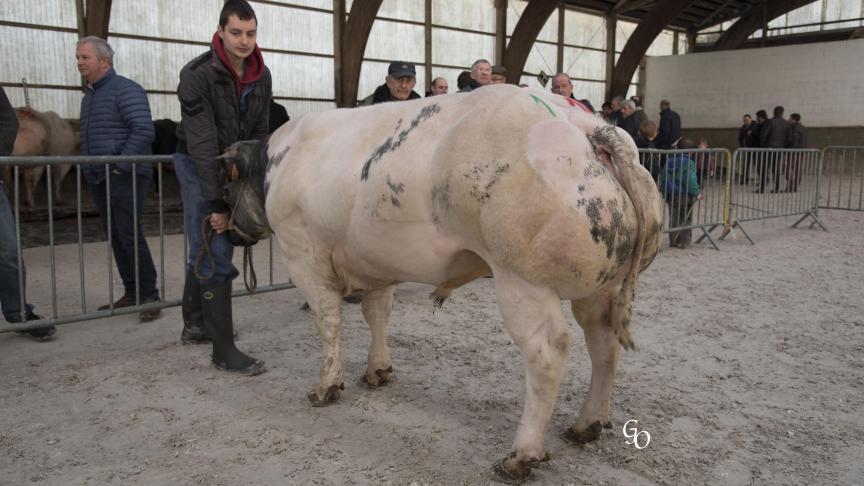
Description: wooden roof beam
713,0,819,50
608,0,697,98
502,0,560,85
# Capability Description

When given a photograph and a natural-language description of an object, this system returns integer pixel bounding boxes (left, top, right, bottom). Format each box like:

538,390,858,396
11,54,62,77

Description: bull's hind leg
565,292,621,444
361,285,396,387
277,238,345,406
491,270,571,484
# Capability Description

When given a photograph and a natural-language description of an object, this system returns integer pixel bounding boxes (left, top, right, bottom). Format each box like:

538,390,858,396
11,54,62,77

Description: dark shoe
200,281,266,375
98,295,135,311
14,314,56,341
138,296,163,322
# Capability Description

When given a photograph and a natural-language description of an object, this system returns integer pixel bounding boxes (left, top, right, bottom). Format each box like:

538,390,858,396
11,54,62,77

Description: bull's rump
265,85,658,297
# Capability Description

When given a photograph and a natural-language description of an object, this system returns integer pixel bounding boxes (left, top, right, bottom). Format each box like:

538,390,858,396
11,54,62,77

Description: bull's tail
589,126,645,351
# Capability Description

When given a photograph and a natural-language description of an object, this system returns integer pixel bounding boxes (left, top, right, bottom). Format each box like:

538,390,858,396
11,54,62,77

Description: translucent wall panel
278,100,336,116
109,38,205,92
111,0,333,55
365,19,424,64
0,29,79,86
563,10,605,50
784,2,824,34
379,0,424,23
522,42,557,76
110,0,221,43
615,21,638,52
825,0,863,24
267,52,335,99
506,1,557,42
431,28,495,67
148,93,181,121
678,35,688,55
4,87,83,120
767,15,787,29
570,80,605,109
646,30,674,57
358,61,426,102
250,3,333,55
274,0,332,9
431,0,495,32
519,74,546,89
562,47,605,81
0,0,77,28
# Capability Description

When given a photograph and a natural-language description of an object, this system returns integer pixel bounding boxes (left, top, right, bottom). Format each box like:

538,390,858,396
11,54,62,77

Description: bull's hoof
562,421,603,444
307,383,344,407
492,459,529,485
491,452,547,485
361,366,394,387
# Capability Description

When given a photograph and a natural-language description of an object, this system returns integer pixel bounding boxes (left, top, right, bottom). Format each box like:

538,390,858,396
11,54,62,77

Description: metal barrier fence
726,148,827,241
821,146,864,212
638,148,733,250
0,155,293,334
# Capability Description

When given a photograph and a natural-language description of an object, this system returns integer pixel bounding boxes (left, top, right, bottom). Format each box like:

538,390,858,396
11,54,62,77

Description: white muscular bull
3,108,79,212
221,84,664,483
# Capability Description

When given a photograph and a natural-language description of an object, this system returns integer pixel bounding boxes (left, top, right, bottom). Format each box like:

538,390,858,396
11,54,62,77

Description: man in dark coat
738,114,753,148
76,36,160,321
786,113,809,192
758,105,790,193
359,61,421,105
656,99,681,149
174,0,270,375
616,99,640,142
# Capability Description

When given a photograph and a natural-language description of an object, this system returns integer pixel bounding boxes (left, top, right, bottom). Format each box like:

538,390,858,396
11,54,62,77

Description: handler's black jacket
176,48,271,213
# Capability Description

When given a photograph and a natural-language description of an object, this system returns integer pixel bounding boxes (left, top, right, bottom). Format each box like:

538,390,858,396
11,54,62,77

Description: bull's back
265,86,662,294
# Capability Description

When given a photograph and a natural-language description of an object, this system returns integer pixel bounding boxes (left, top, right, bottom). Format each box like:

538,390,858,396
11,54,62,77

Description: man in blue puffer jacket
77,36,160,321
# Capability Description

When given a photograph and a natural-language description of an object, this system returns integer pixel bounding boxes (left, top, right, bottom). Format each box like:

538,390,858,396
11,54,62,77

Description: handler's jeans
0,182,35,322
89,169,160,302
173,153,238,285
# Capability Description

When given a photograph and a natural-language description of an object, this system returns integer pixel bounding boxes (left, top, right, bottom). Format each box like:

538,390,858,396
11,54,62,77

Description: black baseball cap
388,61,416,78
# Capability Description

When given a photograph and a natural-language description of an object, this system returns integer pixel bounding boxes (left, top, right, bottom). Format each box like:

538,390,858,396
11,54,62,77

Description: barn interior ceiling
563,0,768,31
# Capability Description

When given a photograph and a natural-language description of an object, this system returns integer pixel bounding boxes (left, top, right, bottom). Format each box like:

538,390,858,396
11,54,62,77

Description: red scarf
212,32,265,95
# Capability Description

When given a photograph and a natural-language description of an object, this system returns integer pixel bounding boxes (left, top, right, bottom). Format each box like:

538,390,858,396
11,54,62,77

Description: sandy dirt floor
1,210,862,486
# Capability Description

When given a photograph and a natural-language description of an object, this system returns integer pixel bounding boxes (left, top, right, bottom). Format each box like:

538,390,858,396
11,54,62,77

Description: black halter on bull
195,140,272,292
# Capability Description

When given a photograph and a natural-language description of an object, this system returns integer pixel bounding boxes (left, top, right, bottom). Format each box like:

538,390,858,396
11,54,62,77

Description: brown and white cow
222,84,664,483
3,108,79,212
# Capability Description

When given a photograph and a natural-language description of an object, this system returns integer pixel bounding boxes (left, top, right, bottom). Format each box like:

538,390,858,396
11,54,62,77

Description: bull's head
218,140,272,246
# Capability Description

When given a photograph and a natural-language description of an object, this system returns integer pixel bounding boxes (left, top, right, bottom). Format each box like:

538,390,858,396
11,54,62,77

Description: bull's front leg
309,292,346,406
361,285,396,386
492,271,571,484
565,295,620,443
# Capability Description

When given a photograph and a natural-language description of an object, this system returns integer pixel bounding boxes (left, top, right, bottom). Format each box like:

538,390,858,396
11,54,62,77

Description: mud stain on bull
361,104,442,181
386,175,406,208
430,183,450,225
464,162,511,203
264,146,290,196
586,197,630,262
386,174,405,194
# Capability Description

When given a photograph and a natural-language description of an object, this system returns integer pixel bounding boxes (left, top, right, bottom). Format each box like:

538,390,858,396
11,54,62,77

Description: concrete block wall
644,39,864,149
